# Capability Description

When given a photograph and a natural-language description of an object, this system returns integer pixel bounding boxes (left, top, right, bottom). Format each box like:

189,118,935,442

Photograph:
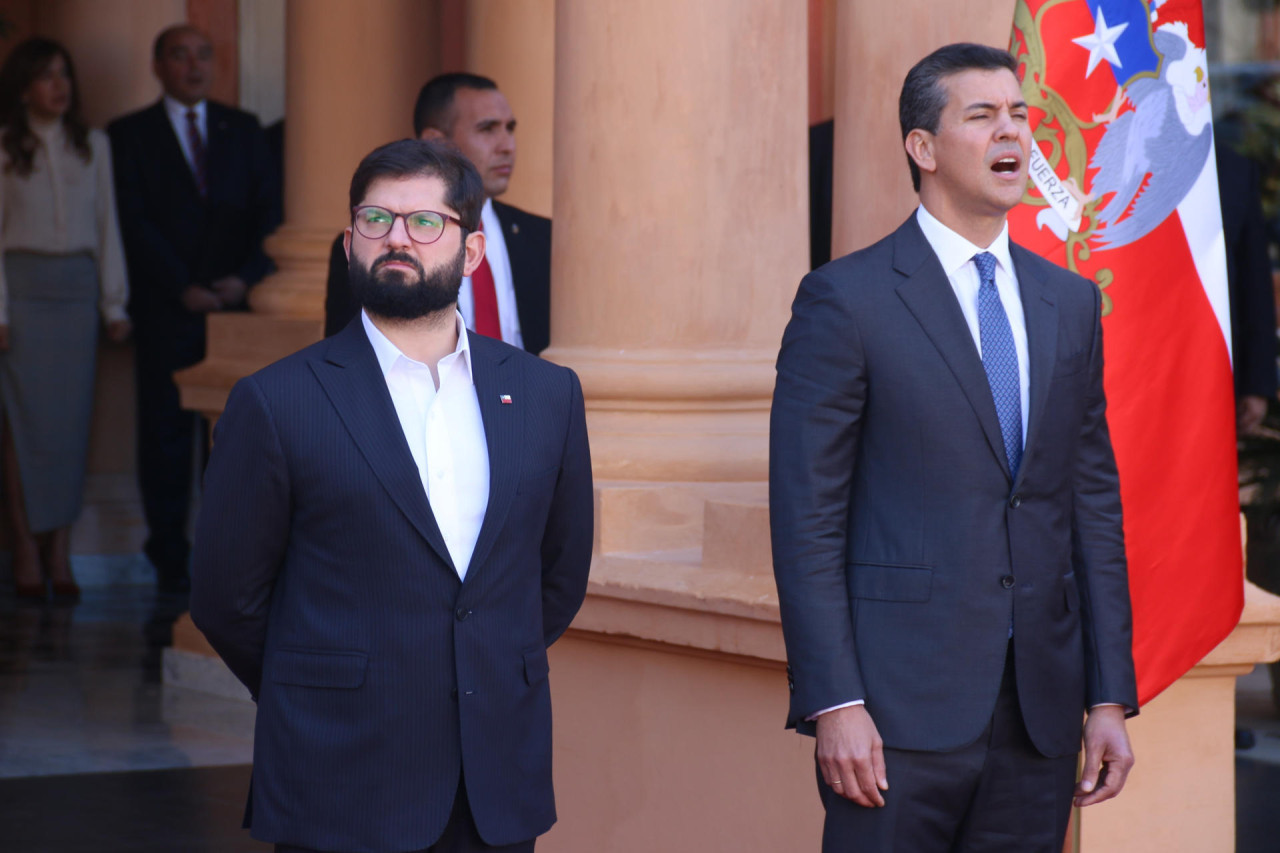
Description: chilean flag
1008,0,1243,704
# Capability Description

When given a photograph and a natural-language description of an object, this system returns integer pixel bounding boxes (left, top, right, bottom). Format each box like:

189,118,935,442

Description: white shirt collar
28,114,63,144
915,204,1015,281
361,309,474,383
163,96,206,124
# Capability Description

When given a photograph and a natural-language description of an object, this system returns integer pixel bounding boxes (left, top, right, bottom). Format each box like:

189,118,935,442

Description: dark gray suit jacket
770,214,1137,759
190,319,593,850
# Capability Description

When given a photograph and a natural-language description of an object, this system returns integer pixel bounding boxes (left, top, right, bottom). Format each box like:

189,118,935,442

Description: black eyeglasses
351,206,465,244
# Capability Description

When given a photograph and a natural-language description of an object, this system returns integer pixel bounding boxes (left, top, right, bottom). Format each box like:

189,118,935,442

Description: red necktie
185,108,207,196
471,219,501,339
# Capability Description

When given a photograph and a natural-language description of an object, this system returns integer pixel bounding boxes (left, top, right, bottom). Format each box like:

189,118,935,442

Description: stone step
701,496,771,575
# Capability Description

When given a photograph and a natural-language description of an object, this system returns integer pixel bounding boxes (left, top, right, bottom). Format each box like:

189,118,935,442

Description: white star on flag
1072,7,1128,78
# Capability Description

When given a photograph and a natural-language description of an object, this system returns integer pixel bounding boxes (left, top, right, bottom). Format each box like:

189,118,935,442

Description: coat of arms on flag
1009,0,1244,705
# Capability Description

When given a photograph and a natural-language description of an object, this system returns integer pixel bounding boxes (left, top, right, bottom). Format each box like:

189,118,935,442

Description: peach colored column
466,0,554,218
248,0,440,318
831,0,1015,257
187,0,238,106
547,0,808,482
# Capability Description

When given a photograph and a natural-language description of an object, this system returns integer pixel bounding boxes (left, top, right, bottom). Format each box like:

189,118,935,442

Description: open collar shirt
362,309,490,579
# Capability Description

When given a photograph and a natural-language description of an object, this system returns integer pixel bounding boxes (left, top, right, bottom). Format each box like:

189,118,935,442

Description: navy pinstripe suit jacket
191,318,593,852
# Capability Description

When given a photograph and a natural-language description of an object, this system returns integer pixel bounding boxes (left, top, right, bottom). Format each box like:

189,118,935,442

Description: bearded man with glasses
191,138,593,853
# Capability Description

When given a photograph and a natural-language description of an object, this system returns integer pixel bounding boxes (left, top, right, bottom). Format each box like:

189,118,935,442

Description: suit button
455,607,471,621
1009,494,1022,508
450,688,458,700
1000,575,1015,589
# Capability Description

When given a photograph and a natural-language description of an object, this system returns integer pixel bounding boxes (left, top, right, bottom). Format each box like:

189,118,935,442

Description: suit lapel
492,201,535,336
146,101,202,199
203,102,230,199
309,321,457,572
1011,245,1058,487
892,216,1012,479
463,333,520,584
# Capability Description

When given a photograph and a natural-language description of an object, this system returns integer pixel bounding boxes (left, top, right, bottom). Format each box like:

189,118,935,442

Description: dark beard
348,242,466,321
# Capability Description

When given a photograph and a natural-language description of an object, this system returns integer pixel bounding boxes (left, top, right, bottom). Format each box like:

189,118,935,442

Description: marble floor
0,563,268,852
0,564,1278,851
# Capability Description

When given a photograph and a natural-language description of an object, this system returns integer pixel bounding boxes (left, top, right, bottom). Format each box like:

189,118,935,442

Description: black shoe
13,578,47,601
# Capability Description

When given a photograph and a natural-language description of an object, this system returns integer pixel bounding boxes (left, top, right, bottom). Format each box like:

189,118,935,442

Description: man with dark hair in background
325,73,551,355
770,43,1137,851
109,24,280,593
192,138,592,853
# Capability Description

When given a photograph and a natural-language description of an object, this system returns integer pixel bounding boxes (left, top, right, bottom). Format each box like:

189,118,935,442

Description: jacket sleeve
1231,157,1278,399
324,232,356,338
1070,282,1139,714
189,375,291,699
93,131,130,323
539,368,594,646
107,118,191,305
770,268,867,729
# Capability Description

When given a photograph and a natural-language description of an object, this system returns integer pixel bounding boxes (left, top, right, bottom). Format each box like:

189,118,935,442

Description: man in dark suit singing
191,139,592,852
770,43,1137,852
109,24,279,593
325,73,551,355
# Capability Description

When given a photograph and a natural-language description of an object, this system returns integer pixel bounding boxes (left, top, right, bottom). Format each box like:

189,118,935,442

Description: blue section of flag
1088,0,1161,84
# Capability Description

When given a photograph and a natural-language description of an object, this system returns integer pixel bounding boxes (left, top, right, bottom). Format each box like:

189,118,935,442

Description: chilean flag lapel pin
500,394,513,405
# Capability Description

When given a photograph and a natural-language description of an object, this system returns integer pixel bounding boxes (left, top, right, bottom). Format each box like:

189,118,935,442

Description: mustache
373,252,425,275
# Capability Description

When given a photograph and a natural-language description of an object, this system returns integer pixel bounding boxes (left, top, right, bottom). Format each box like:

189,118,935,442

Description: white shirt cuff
806,699,864,721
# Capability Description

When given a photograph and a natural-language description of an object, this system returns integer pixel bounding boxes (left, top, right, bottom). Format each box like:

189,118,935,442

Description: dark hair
0,38,91,176
349,138,485,231
899,43,1019,192
153,25,208,61
412,72,499,137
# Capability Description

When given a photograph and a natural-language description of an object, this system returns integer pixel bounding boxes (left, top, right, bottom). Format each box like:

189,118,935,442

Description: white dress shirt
458,198,524,349
362,309,490,579
915,204,1029,442
0,119,129,324
162,96,207,176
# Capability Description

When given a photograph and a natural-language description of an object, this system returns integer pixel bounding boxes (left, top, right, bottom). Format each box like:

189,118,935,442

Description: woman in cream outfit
0,38,130,600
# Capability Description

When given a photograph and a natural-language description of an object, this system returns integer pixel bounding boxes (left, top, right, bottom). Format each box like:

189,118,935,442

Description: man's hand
182,285,223,314
1238,395,1269,435
106,319,132,343
816,704,888,807
210,276,248,309
1075,705,1134,807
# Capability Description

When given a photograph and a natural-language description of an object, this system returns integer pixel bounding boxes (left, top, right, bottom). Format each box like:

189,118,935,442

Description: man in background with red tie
324,74,552,355
109,24,280,594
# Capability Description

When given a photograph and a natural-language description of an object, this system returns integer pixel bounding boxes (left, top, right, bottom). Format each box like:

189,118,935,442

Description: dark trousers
819,644,1078,853
275,776,536,853
134,345,205,587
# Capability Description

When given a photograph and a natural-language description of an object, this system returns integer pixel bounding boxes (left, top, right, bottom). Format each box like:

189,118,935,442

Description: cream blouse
0,118,129,325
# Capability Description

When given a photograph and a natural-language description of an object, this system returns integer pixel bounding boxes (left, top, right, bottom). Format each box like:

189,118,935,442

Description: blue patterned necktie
973,252,1022,479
